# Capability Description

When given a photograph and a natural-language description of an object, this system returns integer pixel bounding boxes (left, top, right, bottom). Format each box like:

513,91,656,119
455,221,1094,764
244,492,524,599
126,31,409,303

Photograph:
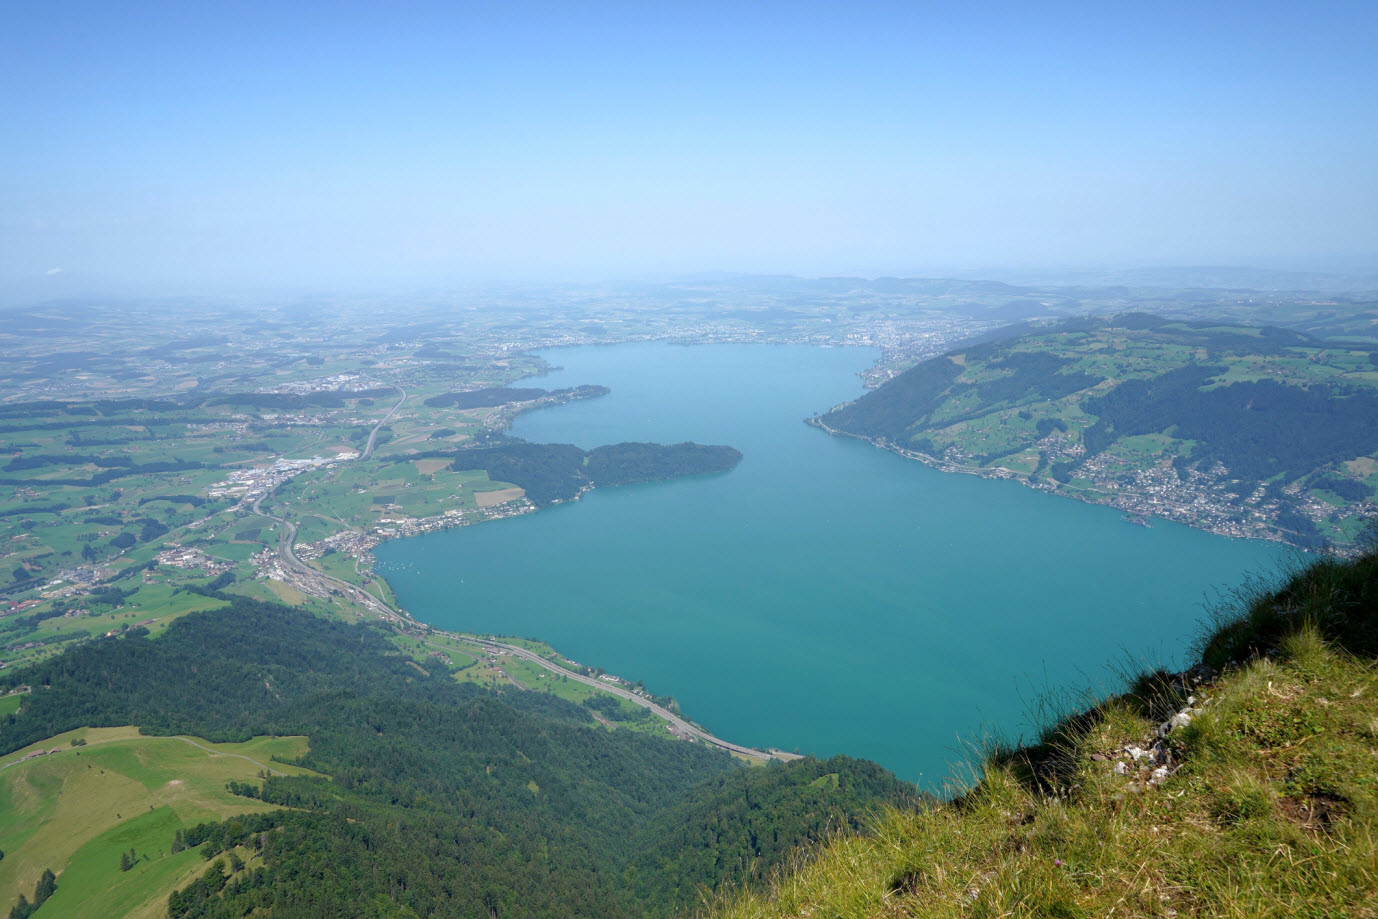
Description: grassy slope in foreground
0,728,317,919
0,595,916,919
706,544,1378,919
821,314,1378,547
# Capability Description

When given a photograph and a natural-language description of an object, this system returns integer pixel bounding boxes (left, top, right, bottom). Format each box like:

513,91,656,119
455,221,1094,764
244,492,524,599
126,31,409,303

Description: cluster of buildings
249,547,332,602
154,547,234,576
1062,451,1371,544
256,373,375,395
103,618,157,637
186,420,253,434
923,428,1372,546
12,746,63,764
371,498,535,540
474,315,993,391
207,454,356,504
294,529,380,564
36,565,111,601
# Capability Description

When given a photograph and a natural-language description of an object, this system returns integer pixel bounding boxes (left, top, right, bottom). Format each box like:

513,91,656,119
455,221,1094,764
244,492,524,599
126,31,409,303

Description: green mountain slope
821,314,1378,546
0,598,912,919
707,544,1378,919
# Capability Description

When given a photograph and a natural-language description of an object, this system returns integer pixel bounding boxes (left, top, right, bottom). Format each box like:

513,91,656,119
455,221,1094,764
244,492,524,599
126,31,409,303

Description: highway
360,382,407,460
249,382,409,621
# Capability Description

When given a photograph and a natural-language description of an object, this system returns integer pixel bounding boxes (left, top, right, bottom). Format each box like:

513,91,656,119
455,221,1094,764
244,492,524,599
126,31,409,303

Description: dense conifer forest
0,598,912,918
399,438,744,505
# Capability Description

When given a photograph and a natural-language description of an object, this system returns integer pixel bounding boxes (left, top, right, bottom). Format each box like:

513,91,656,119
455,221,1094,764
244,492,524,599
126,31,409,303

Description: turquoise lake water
376,343,1287,786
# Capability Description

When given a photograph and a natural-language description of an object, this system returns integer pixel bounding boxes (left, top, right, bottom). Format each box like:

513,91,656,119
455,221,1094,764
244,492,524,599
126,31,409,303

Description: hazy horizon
4,1,1376,297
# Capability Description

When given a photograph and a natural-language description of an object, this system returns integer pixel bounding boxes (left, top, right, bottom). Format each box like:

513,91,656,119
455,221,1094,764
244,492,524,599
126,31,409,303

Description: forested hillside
400,437,744,505
0,598,912,918
821,315,1378,546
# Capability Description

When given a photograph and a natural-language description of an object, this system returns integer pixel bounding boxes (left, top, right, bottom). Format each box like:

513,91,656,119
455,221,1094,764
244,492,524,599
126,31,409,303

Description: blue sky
3,1,1376,293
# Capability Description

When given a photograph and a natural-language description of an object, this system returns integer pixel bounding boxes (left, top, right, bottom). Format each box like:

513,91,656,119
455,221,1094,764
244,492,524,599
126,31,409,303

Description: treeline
1083,367,1378,482
423,383,609,409
0,591,129,641
7,868,56,919
1310,472,1373,502
137,494,208,507
0,459,207,487
0,504,68,519
462,441,586,504
822,356,964,442
0,396,200,418
824,348,1105,445
630,756,919,905
0,416,224,435
5,452,191,472
469,440,742,505
209,388,397,410
960,351,1103,410
424,386,548,408
0,598,453,748
0,599,913,919
399,436,742,505
586,441,744,487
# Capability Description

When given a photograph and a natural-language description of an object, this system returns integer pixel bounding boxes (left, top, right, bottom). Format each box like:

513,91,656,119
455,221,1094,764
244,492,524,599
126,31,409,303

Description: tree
120,849,134,871
8,869,57,919
34,870,56,903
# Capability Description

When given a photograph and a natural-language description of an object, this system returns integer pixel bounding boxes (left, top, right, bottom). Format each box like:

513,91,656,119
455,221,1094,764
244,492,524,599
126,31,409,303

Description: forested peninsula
405,437,744,506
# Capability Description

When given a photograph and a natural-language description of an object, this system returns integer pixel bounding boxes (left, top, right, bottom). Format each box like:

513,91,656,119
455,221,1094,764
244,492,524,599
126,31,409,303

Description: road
360,382,407,460
171,735,289,776
249,382,410,622
437,633,800,764
248,481,401,619
248,501,401,621
248,380,795,763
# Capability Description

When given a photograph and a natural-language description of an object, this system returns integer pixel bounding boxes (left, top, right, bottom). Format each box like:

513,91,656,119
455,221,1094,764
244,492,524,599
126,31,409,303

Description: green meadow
0,727,317,919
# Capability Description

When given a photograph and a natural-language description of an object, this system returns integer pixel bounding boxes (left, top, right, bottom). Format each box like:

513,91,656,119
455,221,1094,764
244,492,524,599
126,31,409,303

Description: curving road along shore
447,634,800,764
251,381,795,765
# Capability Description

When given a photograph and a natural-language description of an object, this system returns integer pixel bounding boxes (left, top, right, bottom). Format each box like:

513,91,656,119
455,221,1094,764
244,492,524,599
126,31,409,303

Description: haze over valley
3,2,1378,917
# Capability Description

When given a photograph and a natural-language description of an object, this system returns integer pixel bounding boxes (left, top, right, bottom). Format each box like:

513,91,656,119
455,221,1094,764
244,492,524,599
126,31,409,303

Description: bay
376,343,1287,786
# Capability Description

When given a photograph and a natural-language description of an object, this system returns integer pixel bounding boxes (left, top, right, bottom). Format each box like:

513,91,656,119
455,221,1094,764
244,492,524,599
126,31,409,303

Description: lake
376,343,1286,786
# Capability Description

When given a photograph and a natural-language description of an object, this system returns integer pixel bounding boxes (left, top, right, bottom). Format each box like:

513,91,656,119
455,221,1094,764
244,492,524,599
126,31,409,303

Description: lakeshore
377,342,1286,785
806,417,1306,549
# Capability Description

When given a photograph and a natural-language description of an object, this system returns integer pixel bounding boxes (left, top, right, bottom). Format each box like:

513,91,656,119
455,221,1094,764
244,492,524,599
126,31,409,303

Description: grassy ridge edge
704,542,1378,919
